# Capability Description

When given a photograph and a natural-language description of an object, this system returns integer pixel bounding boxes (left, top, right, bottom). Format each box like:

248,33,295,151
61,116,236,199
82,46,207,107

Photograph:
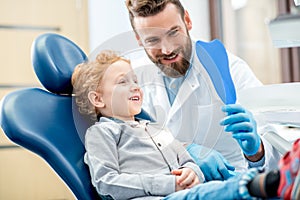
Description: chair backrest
0,33,100,200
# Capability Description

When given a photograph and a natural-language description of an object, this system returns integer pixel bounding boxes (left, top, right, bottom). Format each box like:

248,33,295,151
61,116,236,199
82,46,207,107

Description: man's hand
220,104,261,156
187,143,236,181
171,168,200,191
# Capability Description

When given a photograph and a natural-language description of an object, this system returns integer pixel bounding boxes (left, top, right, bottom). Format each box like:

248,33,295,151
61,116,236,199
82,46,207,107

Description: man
125,0,280,181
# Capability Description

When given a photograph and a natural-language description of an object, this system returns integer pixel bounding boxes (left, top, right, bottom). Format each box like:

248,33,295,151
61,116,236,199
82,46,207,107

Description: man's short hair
125,0,185,30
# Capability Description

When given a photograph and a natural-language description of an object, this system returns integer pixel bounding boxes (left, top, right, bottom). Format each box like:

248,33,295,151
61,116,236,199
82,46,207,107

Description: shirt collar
99,116,149,127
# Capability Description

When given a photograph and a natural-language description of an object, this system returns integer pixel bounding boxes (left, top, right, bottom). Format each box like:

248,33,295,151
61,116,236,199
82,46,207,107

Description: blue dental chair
0,33,100,200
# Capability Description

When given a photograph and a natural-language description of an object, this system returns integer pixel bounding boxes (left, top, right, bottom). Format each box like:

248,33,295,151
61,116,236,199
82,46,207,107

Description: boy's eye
118,79,126,84
133,75,138,83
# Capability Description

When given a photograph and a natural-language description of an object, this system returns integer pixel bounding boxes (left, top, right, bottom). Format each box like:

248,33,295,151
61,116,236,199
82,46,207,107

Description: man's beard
146,37,192,78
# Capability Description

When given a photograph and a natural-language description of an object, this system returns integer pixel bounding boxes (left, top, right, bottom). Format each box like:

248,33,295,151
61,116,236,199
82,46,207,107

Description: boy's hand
172,168,200,191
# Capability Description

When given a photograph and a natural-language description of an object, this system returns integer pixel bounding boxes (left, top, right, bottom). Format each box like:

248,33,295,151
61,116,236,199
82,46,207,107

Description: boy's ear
88,91,105,108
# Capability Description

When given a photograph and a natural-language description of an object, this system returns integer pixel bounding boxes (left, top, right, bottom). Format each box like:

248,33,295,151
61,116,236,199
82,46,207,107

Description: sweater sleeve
84,123,175,199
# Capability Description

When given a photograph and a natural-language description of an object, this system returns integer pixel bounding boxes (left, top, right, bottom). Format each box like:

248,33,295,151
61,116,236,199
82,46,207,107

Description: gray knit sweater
84,117,204,200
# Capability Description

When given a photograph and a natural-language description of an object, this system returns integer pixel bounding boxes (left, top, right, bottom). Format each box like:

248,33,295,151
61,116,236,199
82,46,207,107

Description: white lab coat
131,42,280,172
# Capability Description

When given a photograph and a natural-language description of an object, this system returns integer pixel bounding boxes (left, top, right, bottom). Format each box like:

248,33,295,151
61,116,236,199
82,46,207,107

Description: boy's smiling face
95,60,143,121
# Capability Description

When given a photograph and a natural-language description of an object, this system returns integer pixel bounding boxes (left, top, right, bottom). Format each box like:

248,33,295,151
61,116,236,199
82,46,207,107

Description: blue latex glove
186,143,236,181
220,104,261,156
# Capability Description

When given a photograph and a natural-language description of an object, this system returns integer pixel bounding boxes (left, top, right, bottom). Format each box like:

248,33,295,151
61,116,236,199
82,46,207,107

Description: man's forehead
135,27,170,36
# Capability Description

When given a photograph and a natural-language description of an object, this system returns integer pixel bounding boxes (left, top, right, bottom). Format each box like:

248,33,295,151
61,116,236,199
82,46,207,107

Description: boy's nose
130,83,140,91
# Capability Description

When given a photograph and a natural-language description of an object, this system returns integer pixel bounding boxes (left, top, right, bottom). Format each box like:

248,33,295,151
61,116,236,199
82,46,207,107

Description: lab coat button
157,143,161,147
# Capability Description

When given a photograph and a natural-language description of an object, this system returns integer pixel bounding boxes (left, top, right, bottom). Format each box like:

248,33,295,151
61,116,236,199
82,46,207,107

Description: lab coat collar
149,69,172,112
151,41,201,118
168,40,199,115
168,55,201,118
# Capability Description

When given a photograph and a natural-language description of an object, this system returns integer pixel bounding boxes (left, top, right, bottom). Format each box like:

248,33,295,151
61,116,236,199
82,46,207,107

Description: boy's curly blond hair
71,50,130,120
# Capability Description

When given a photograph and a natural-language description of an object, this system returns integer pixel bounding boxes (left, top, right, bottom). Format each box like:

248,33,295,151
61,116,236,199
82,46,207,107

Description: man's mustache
157,48,182,61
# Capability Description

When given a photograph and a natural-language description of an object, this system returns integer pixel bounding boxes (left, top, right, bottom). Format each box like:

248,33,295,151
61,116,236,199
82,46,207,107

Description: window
210,0,282,84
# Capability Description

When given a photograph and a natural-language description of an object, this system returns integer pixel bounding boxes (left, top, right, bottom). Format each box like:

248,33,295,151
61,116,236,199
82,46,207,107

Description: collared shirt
163,75,185,105
163,43,195,105
84,117,204,200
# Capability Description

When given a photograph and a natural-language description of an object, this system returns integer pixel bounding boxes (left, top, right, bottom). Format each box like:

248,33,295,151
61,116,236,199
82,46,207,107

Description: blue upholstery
32,33,87,94
0,33,100,200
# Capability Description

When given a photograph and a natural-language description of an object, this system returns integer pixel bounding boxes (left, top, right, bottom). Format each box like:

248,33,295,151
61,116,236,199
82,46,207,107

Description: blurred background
0,0,299,199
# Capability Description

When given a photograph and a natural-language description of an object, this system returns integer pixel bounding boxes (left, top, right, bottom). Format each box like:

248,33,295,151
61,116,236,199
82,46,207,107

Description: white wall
88,0,132,51
88,0,210,52
181,0,210,41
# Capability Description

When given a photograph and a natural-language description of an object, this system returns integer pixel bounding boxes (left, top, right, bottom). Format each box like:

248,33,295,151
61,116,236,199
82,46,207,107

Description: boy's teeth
130,97,139,100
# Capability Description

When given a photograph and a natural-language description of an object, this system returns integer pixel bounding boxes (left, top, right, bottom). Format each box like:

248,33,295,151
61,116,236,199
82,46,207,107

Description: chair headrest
31,33,87,94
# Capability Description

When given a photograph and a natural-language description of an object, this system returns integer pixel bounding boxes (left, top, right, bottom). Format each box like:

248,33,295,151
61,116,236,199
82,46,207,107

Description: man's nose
160,39,175,55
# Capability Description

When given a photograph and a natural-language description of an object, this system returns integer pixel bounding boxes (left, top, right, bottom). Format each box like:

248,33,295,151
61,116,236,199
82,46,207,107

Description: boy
72,50,203,199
